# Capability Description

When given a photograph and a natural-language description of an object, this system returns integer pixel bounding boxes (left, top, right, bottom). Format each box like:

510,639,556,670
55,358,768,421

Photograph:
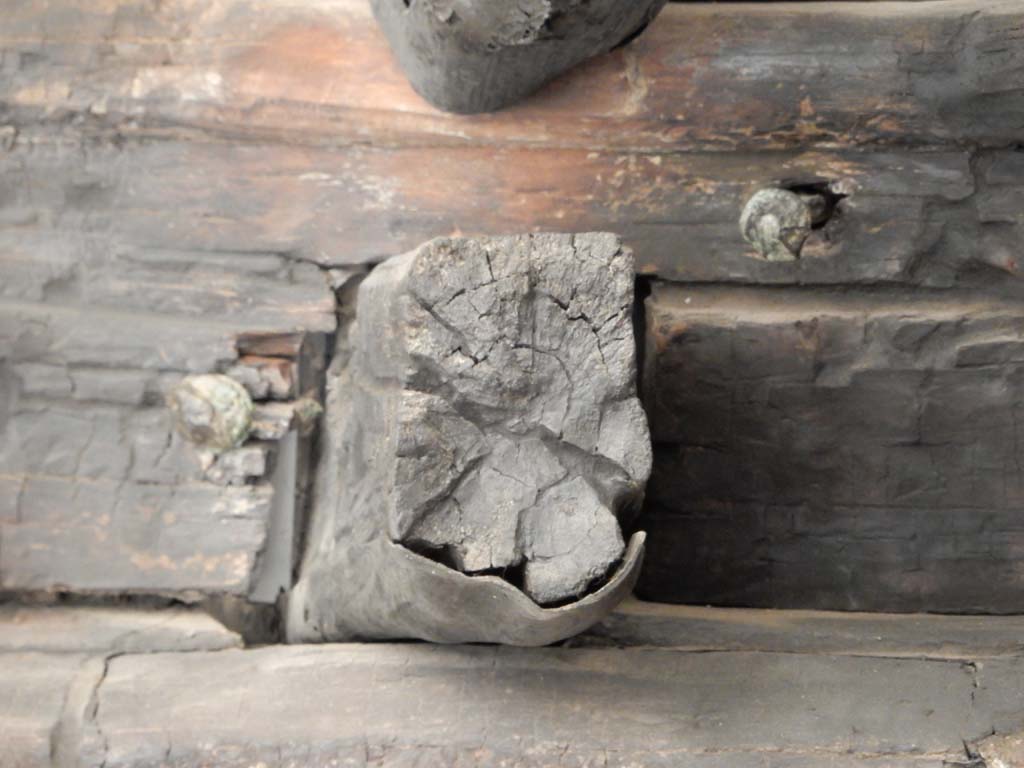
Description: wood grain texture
0,605,242,653
4,132,1021,285
2,0,1022,611
6,619,1024,768
1,0,1021,278
1,0,1020,150
0,472,274,595
81,644,1024,766
637,284,1024,612
0,221,335,597
578,599,1024,659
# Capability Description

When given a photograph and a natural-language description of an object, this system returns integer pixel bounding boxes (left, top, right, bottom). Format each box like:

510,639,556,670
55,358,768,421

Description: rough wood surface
0,229,335,596
637,284,1024,613
578,599,1024,659
4,606,1024,768
289,234,651,642
3,0,1023,614
0,652,97,768
1,1,1021,279
978,730,1024,768
75,644,1024,766
0,606,241,653
2,0,1020,150
0,473,274,594
4,134,1021,286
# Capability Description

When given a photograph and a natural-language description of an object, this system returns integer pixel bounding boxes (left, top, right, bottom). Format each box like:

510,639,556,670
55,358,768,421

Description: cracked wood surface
89,646,1017,765
367,0,668,114
289,234,652,642
2,0,1023,616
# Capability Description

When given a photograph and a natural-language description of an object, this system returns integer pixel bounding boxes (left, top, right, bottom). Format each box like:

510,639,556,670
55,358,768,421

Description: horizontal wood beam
1,0,1021,151
72,643,1024,764
3,132,1021,286
2,1,1022,280
0,472,274,594
638,283,1024,612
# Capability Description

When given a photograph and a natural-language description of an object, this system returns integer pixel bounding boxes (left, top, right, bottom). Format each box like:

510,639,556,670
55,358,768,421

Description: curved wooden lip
390,531,647,618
